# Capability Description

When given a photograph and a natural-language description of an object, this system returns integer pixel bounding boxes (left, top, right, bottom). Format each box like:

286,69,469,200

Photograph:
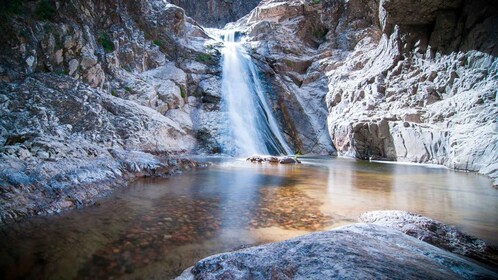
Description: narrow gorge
0,0,497,279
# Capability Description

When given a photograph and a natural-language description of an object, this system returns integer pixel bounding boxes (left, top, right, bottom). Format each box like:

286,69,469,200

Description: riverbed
1,157,496,279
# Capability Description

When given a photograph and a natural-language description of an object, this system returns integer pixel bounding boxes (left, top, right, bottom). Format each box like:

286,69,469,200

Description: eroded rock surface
170,0,262,28
359,210,498,267
177,224,497,279
234,0,498,185
0,74,202,223
0,0,222,222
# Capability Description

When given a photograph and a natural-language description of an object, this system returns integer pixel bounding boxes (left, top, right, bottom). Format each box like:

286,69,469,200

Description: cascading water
220,30,292,156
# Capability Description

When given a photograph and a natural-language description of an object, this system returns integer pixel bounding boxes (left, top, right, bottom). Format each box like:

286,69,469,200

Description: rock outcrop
177,223,497,279
360,210,498,267
325,0,498,185
170,0,262,28
0,0,217,223
0,73,202,223
234,0,498,184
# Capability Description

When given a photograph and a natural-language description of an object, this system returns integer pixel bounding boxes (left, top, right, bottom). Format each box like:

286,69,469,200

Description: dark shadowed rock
176,224,497,279
359,210,498,267
170,0,262,28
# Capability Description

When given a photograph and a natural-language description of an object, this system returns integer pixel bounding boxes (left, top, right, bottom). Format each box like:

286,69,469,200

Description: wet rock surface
360,210,498,267
246,155,302,164
177,223,497,280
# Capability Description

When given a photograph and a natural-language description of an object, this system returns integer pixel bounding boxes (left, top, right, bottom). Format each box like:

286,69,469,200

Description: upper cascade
219,29,293,156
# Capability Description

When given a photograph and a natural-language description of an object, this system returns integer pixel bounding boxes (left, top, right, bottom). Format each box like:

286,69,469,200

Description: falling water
220,30,292,156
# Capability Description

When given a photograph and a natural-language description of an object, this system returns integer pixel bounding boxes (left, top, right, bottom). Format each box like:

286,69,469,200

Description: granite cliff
233,0,498,184
0,0,215,222
170,0,261,28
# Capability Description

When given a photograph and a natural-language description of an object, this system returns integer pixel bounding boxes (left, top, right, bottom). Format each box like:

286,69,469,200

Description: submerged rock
176,224,497,279
359,210,498,267
279,156,301,164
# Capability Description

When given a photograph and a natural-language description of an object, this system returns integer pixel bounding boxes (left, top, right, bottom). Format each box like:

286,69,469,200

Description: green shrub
152,39,161,47
55,69,68,75
180,88,186,98
124,86,132,92
195,53,211,63
311,0,320,4
2,0,24,15
98,33,114,53
36,0,56,20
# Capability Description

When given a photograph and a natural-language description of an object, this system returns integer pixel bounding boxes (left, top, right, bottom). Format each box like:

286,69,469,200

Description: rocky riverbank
177,223,497,279
0,74,206,223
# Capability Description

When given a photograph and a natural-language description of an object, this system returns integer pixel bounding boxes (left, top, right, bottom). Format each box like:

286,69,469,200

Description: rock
68,59,79,76
234,0,498,184
0,73,197,224
246,155,301,164
359,210,498,267
379,0,462,30
177,224,497,280
279,156,299,164
169,0,261,28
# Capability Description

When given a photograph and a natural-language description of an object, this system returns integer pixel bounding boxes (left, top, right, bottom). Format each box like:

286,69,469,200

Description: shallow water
1,157,497,279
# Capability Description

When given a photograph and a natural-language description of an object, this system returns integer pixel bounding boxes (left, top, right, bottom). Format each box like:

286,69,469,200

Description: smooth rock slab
177,224,496,280
359,210,498,267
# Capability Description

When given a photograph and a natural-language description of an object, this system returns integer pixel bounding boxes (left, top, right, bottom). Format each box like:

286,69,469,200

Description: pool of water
1,157,497,279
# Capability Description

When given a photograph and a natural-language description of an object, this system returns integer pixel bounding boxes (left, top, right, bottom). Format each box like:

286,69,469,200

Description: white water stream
220,30,292,156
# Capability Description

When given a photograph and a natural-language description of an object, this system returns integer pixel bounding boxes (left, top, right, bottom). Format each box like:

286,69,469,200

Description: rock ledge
176,224,497,280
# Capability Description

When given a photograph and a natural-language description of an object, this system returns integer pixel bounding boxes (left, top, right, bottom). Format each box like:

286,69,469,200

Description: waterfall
220,30,292,156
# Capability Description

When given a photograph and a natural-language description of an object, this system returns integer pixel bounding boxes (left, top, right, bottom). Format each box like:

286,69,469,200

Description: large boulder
359,210,498,267
177,224,497,279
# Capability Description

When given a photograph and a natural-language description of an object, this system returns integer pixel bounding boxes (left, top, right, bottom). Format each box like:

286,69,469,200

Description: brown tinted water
1,157,497,279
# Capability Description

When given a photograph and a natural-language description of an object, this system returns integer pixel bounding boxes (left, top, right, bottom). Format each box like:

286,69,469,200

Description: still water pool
1,157,497,279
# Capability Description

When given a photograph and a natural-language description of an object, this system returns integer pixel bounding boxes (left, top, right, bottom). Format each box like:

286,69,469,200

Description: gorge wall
0,0,215,222
234,0,498,185
170,0,261,28
0,0,322,223
0,0,497,223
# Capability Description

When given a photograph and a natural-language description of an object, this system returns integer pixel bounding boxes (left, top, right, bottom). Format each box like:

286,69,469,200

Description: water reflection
0,157,496,279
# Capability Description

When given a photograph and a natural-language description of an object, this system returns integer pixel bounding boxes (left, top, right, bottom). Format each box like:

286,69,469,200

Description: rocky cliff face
235,0,498,184
170,0,261,28
0,0,217,222
1,0,497,222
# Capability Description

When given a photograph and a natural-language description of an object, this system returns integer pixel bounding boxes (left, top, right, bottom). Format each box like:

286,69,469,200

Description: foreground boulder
176,224,496,279
359,210,498,267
